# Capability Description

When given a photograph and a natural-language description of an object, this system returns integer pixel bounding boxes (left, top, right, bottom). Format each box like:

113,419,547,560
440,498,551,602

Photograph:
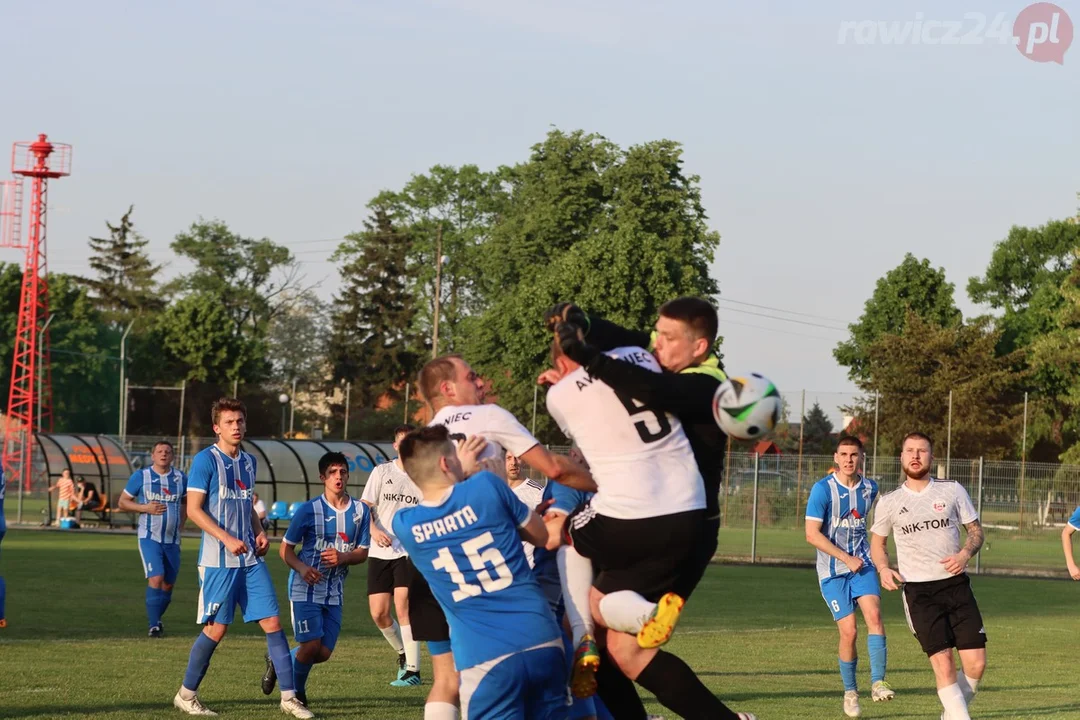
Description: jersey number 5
614,388,671,444
431,531,514,602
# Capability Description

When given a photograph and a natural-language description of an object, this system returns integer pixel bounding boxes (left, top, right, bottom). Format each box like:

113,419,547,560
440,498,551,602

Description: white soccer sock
558,544,595,645
281,690,296,701
956,673,980,704
424,701,459,720
937,683,970,720
401,624,420,672
598,590,657,634
379,619,405,654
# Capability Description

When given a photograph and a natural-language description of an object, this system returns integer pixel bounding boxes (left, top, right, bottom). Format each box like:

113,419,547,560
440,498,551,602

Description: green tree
458,131,720,440
835,254,962,383
859,312,1024,458
80,206,164,326
169,219,299,341
801,401,835,455
375,165,504,353
328,208,419,409
1030,251,1080,462
157,292,266,384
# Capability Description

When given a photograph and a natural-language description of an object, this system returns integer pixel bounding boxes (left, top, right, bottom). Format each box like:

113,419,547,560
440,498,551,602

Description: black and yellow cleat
637,592,685,649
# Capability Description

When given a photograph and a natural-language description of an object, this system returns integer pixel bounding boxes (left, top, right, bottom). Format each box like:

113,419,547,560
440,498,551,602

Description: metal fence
709,451,1074,578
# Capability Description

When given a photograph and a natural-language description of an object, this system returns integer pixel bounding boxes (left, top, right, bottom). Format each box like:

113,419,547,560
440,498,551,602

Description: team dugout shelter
28,434,395,528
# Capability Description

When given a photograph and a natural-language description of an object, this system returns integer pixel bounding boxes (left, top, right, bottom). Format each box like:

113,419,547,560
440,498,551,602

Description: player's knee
297,641,322,664
204,623,228,642
371,607,392,626
259,616,282,634
161,582,174,593
147,576,164,589
318,646,333,663
964,654,986,677
838,621,858,644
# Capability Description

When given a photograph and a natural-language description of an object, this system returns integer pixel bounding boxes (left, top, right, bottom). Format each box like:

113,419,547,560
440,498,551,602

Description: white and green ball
712,373,781,440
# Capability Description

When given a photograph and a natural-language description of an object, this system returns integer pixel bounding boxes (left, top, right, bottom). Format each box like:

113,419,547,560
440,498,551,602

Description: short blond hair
418,355,462,407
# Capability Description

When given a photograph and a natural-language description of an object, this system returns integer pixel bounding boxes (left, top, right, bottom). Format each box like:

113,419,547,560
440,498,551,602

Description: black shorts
564,504,704,602
404,557,450,643
902,573,987,656
671,515,720,600
366,556,410,595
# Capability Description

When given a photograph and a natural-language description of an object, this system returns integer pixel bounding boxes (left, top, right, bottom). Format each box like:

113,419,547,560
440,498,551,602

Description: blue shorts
820,566,880,621
560,628,598,719
460,640,568,720
139,538,181,584
197,562,280,625
428,640,453,656
290,601,342,650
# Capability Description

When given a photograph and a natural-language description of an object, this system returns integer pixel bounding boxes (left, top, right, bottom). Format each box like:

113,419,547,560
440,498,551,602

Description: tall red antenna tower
1,134,71,491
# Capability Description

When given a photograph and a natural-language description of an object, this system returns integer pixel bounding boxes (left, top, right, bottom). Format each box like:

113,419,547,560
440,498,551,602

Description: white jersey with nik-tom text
545,346,705,520
870,478,979,583
360,461,422,560
510,477,547,568
429,403,541,462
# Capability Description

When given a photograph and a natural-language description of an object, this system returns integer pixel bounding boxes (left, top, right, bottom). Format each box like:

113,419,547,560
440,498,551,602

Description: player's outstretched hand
145,502,167,516
1068,563,1080,581
302,565,323,585
254,532,270,557
456,435,488,477
320,547,345,568
843,556,864,574
224,535,248,556
556,322,598,366
544,303,587,333
371,527,393,548
879,567,904,591
939,551,969,576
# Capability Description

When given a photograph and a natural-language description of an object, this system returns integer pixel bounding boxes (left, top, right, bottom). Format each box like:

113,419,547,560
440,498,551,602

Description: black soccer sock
635,650,739,720
595,652,648,720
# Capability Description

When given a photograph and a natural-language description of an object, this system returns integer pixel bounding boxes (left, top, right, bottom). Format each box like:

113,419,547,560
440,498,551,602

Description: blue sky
0,0,1076,422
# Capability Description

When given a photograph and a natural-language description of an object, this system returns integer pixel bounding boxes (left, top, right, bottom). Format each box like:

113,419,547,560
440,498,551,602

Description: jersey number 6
432,531,514,602
614,388,672,444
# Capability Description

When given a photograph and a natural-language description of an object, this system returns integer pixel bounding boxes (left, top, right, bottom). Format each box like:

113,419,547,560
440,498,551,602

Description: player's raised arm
519,445,595,492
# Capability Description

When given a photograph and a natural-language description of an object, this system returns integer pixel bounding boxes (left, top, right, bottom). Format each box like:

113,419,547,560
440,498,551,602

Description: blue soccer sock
161,589,173,619
146,587,165,628
0,575,6,621
182,633,219,692
868,634,887,684
267,630,296,694
291,647,313,696
839,657,858,692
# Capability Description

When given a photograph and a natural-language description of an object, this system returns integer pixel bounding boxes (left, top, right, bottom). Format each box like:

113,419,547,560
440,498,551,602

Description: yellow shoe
570,635,601,698
637,592,685,649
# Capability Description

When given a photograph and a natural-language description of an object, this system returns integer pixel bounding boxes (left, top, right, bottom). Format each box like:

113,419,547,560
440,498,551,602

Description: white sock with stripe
557,544,595,646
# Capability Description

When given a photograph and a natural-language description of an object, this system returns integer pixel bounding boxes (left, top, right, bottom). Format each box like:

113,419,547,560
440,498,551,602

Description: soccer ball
712,373,781,440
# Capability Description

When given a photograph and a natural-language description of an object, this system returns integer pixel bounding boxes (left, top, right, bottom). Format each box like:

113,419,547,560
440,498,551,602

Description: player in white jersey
543,340,756,720
360,424,424,687
173,398,313,719
805,435,893,717
870,432,986,720
412,353,593,720
118,440,188,638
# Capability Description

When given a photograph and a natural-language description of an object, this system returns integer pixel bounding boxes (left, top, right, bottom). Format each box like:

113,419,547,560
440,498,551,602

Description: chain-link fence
709,451,1074,577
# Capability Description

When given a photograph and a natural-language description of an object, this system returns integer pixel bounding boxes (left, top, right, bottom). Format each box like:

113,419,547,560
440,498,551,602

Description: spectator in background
47,469,75,525
75,478,104,523
254,492,270,532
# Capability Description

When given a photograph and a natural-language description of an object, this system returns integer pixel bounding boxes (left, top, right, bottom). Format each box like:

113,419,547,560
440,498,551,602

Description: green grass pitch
0,530,1078,719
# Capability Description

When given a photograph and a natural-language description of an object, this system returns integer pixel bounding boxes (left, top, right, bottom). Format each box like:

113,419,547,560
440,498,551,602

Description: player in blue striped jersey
0,459,6,628
118,440,187,638
805,435,893,717
173,398,312,719
394,425,568,720
266,451,370,708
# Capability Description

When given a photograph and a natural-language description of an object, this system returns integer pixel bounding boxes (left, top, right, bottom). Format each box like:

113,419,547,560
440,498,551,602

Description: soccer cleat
843,690,861,717
0,619,6,629
173,691,218,716
149,624,163,638
871,680,895,702
570,635,601,698
396,652,407,680
261,653,277,695
280,696,315,719
637,592,685,649
390,670,421,687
